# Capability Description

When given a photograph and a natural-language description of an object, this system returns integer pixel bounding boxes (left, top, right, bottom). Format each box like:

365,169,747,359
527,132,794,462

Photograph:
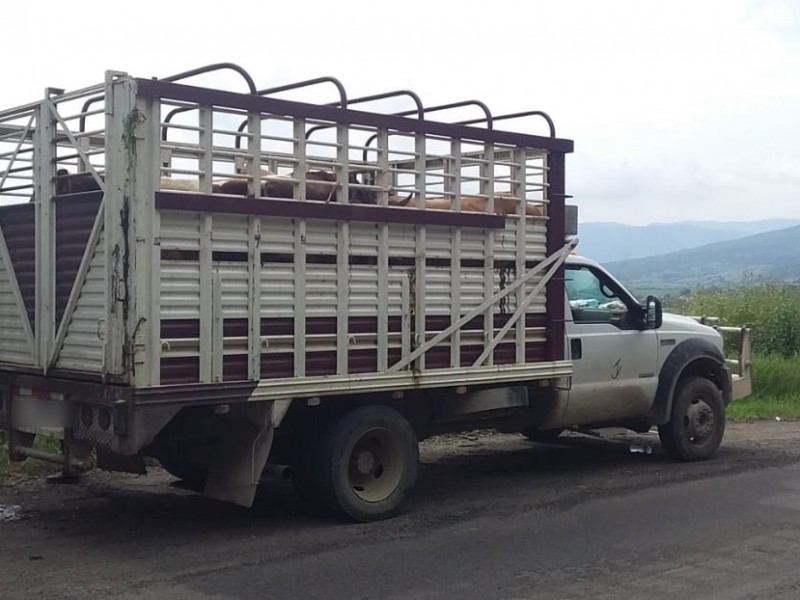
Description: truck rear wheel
302,405,419,522
658,376,725,461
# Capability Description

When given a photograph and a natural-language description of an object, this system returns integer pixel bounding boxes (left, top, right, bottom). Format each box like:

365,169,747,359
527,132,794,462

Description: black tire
157,439,215,492
159,457,209,492
658,376,725,461
289,441,322,507
520,427,565,443
306,405,419,522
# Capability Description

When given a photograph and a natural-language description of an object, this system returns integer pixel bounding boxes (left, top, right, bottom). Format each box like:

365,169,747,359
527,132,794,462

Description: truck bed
0,67,574,433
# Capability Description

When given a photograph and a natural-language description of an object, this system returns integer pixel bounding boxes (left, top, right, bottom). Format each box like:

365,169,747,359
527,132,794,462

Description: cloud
1,0,798,223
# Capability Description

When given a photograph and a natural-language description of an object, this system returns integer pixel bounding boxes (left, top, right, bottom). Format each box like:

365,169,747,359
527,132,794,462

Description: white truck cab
528,253,751,462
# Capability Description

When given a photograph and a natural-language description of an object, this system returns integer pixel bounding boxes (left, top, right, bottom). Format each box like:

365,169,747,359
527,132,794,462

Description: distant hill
576,219,800,263
604,225,800,289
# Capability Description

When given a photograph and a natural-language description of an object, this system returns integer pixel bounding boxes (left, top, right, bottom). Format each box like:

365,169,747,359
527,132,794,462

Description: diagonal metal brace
0,114,34,192
472,242,574,367
388,238,578,373
47,100,106,191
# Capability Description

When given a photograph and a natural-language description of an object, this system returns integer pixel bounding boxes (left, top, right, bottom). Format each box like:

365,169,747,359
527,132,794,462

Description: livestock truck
0,64,752,521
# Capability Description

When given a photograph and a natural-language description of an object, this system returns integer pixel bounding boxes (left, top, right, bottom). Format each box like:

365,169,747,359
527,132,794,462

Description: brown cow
217,168,379,204
389,192,545,217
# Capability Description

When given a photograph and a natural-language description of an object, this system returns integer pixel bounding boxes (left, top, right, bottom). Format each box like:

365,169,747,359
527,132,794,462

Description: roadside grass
728,354,800,421
728,395,800,421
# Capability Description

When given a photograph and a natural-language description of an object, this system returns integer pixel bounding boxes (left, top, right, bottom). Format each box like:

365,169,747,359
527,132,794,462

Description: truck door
561,264,659,425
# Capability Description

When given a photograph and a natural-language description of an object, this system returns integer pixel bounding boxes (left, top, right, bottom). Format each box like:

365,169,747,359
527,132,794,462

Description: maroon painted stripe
161,316,404,339
164,342,549,384
136,79,575,154
161,314,550,383
160,356,200,384
425,313,549,331
0,203,36,330
156,192,506,230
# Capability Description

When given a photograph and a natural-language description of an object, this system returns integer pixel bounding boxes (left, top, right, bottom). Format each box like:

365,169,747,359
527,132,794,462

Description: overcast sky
2,0,798,225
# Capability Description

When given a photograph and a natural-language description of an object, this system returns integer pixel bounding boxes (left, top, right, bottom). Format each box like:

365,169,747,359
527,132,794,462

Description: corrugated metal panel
160,260,201,319
0,204,35,328
160,210,200,250
386,223,415,257
261,218,294,255
55,195,101,326
0,247,33,364
459,268,488,312
460,228,485,260
211,214,249,253
525,220,548,258
305,219,338,255
260,263,295,318
494,220,520,262
348,267,378,315
425,226,453,260
425,268,452,313
155,208,553,385
56,233,107,372
216,261,248,318
305,264,338,317
350,222,378,256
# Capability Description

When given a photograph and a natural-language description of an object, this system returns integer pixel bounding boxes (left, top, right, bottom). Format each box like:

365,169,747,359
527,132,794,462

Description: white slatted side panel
495,219,521,262
425,268,452,315
0,251,33,365
261,218,295,254
522,273,548,314
56,234,107,371
426,226,453,260
525,220,548,258
460,228,486,261
160,261,201,319
216,262,248,318
350,222,378,257
160,211,200,250
386,223,415,257
212,214,249,253
305,219,338,255
305,264,339,317
260,262,295,318
349,266,378,316
459,268,488,313
387,275,405,315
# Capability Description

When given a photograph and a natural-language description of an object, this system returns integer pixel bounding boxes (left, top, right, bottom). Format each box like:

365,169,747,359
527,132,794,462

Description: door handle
570,338,582,360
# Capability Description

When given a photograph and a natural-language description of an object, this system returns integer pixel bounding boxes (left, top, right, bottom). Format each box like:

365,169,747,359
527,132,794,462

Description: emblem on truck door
611,358,622,380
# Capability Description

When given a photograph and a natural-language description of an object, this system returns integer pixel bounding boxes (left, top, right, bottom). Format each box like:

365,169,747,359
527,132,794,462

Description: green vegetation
727,355,800,420
687,283,800,357
686,284,800,420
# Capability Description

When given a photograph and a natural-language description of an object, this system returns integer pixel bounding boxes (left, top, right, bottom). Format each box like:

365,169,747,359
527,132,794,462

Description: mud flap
203,404,274,508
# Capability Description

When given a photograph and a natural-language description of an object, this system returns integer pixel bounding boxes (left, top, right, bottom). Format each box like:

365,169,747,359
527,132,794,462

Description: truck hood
660,312,723,348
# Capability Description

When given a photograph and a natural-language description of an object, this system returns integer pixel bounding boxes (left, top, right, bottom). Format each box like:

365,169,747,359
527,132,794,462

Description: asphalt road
2,421,800,600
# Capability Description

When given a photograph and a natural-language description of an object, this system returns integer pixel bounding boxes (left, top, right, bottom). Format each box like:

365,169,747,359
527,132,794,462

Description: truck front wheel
658,376,725,461
302,405,419,522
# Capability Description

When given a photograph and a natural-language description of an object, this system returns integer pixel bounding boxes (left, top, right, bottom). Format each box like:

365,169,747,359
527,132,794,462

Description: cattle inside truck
0,64,749,522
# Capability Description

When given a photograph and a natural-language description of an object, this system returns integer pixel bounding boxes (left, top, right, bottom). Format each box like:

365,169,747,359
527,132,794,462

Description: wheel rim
683,397,716,445
347,426,404,503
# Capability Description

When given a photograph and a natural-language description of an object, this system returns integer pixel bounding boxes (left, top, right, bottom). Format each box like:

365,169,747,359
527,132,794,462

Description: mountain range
575,219,800,290
576,219,800,264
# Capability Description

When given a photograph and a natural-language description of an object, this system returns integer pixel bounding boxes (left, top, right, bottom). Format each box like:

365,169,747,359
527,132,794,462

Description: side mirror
645,295,663,330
